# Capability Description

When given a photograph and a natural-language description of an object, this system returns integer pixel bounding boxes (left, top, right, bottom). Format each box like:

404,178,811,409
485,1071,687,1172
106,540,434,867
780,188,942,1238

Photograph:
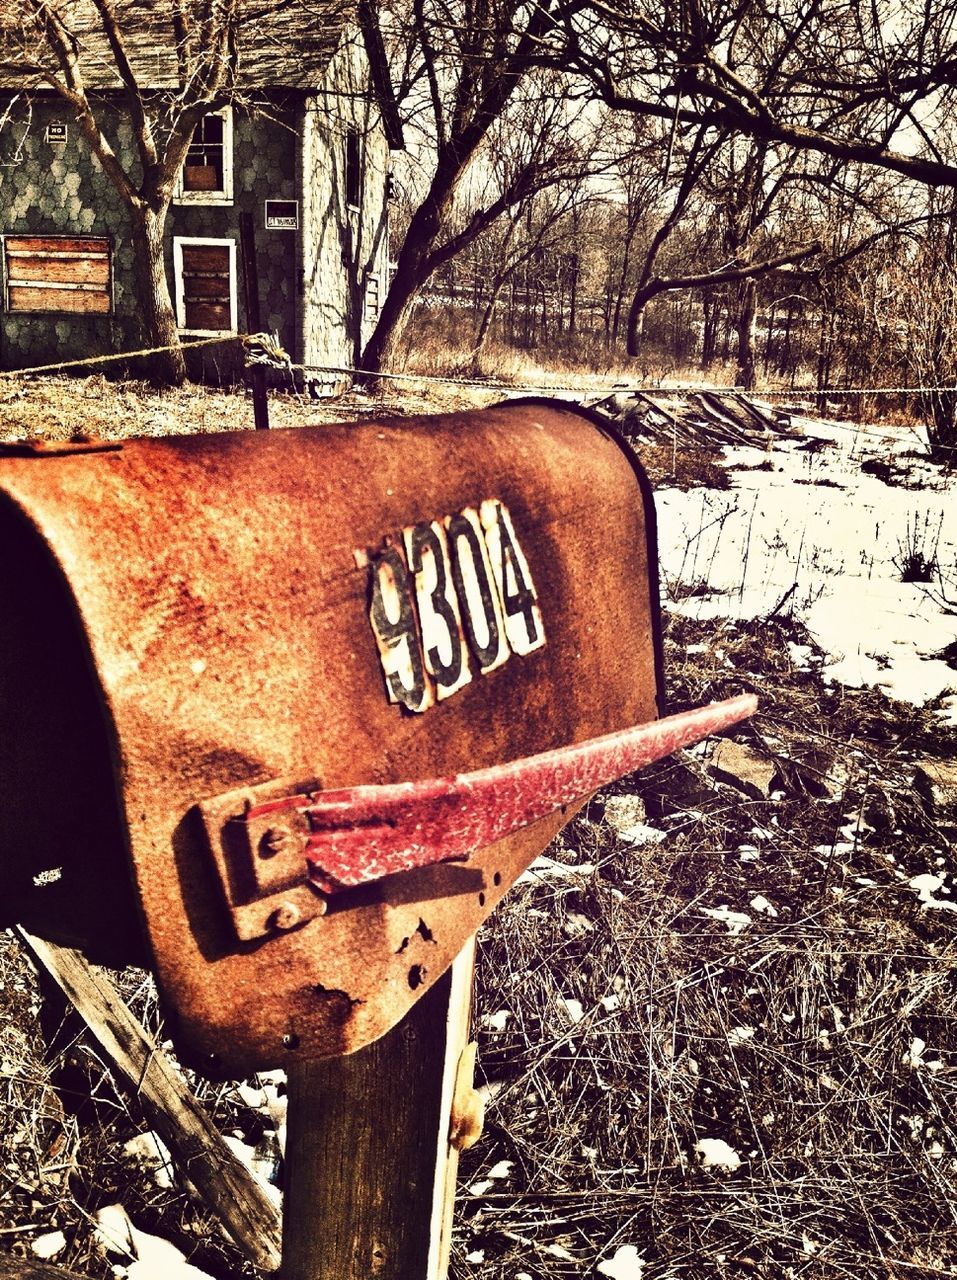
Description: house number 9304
366,499,545,712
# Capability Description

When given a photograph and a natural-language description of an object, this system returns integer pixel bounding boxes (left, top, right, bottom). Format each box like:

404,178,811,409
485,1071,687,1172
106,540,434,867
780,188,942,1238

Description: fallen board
16,931,282,1272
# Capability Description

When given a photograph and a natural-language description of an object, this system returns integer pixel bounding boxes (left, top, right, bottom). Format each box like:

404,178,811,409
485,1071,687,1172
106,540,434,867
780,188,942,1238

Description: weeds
630,441,732,492
457,615,957,1278
661,494,740,606
894,510,944,583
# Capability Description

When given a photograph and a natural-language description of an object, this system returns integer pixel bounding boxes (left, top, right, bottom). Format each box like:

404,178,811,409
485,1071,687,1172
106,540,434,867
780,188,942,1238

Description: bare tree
357,0,615,373
888,190,957,461
557,0,957,185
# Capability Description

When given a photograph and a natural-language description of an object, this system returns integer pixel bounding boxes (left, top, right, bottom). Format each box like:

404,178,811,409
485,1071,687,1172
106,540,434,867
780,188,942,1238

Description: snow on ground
654,409,957,722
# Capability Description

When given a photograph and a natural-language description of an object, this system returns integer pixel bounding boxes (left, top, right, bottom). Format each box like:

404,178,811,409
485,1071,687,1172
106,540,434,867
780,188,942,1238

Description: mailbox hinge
197,695,756,944
197,775,330,942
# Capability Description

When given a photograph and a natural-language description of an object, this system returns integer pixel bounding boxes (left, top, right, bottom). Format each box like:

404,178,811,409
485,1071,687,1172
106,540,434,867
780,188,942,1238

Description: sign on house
265,200,299,230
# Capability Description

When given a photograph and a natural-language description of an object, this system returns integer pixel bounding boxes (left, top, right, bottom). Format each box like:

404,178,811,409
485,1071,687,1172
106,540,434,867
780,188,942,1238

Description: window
365,273,380,321
345,125,361,209
173,238,237,334
175,108,233,204
4,235,111,313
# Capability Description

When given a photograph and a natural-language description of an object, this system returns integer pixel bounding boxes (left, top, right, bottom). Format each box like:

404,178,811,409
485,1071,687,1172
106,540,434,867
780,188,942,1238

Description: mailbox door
0,401,661,1072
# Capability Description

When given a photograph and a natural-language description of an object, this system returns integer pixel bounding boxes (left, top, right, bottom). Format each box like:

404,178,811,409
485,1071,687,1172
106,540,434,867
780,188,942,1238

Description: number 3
404,521,471,699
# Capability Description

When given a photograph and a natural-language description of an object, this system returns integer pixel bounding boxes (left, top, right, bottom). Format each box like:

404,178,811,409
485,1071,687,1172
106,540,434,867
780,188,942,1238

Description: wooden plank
5,236,108,256
0,1256,94,1279
7,286,110,314
184,164,221,191
428,939,478,1280
10,257,110,286
282,942,477,1280
15,930,282,1273
184,300,231,330
183,275,231,299
181,244,230,272
239,208,270,431
6,251,109,261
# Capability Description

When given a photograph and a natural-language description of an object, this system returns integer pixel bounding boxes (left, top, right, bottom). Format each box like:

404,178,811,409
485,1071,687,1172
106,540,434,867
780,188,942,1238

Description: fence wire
1,333,955,454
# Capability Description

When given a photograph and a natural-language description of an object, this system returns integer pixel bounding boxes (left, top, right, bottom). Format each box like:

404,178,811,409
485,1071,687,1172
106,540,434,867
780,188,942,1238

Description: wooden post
239,210,270,431
281,940,478,1280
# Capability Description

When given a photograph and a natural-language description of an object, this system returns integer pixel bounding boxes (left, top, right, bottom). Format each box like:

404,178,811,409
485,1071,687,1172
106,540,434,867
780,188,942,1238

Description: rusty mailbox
0,400,753,1076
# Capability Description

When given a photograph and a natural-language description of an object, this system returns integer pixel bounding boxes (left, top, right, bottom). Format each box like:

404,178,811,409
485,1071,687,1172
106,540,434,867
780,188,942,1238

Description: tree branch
627,239,822,355
89,0,158,170
22,0,140,207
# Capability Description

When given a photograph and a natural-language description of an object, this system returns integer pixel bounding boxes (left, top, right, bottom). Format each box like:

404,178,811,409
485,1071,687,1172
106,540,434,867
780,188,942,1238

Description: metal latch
199,694,756,942
0,438,122,458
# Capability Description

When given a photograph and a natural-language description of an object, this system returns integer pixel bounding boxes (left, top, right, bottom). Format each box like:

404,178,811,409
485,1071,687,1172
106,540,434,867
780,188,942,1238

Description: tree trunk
762,302,776,377
816,300,835,414
779,303,795,376
735,278,757,389
926,388,957,463
359,178,459,373
626,292,649,356
700,297,718,368
130,206,187,386
470,271,509,370
611,217,641,346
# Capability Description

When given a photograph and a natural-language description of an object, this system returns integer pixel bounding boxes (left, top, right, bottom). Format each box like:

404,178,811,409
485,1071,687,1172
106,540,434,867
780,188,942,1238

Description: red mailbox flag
230,695,756,895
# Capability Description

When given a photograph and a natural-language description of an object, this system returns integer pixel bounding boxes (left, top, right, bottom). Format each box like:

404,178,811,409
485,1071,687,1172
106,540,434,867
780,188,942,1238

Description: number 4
480,499,545,656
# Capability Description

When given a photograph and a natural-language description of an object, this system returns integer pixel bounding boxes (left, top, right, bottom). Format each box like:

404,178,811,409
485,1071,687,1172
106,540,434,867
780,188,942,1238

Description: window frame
172,236,238,336
174,107,234,206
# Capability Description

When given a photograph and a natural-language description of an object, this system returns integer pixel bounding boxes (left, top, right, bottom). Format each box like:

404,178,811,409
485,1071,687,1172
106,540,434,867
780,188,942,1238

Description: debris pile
588,388,796,448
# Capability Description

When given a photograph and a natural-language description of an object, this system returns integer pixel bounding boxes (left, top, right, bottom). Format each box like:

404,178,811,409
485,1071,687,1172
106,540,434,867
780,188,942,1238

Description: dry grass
0,371,498,443
629,440,733,491
458,615,957,1278
1,617,952,1279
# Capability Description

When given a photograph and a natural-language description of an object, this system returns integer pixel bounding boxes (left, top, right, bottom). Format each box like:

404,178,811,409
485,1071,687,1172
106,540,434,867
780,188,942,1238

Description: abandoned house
0,6,401,382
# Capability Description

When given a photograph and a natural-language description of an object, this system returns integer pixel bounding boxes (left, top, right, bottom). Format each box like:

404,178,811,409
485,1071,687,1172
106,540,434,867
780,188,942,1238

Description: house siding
0,96,130,370
301,32,392,389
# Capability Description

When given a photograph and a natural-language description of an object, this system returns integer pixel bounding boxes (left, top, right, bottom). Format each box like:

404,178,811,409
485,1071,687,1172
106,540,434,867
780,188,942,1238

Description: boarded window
4,236,111,314
176,241,235,332
185,113,225,192
177,109,233,203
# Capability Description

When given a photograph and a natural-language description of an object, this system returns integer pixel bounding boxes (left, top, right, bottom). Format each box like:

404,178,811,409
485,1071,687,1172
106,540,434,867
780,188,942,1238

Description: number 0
446,509,510,674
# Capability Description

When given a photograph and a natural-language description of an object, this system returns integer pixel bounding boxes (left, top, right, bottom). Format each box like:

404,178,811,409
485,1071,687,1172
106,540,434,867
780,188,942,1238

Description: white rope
0,334,238,379
3,336,956,404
